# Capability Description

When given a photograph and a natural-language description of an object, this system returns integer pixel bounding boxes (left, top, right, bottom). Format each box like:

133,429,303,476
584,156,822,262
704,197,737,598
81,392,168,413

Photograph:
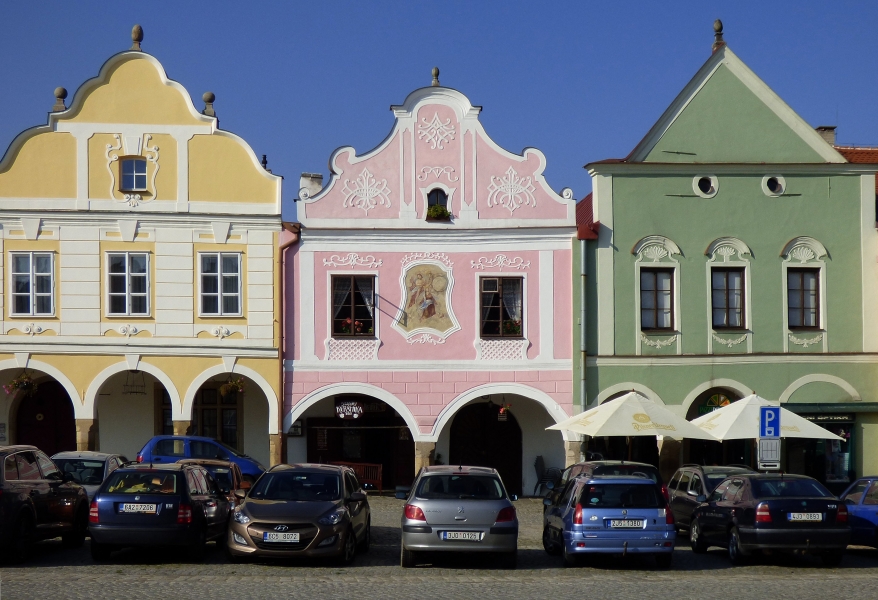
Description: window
192,388,241,450
4,455,17,481
677,471,691,490
10,252,53,316
711,268,744,328
480,277,523,337
427,189,447,208
689,474,704,496
107,252,149,315
640,268,673,330
15,452,41,480
121,158,147,191
787,268,819,328
154,439,185,457
36,452,61,480
331,275,375,337
200,253,241,315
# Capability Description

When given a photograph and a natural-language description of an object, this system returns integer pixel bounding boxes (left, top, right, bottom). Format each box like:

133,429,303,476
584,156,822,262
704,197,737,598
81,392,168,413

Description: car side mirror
545,481,555,490
696,495,707,503
395,491,408,500
395,486,411,500
687,489,699,497
349,491,366,502
543,497,553,506
239,480,251,491
62,472,75,483
234,489,246,501
510,494,519,502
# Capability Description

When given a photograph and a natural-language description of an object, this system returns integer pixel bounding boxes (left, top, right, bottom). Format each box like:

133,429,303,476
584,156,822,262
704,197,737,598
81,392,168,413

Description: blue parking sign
759,406,781,439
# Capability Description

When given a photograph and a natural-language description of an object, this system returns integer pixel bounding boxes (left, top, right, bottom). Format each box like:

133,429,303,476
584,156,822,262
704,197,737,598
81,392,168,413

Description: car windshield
579,483,663,508
706,474,732,489
104,472,179,494
249,472,341,501
53,459,105,485
752,478,832,499
217,440,245,458
415,475,505,500
205,466,233,492
593,465,660,484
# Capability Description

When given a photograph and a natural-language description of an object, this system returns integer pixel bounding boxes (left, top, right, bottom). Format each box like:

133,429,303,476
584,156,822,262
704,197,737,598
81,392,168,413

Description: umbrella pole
627,437,632,462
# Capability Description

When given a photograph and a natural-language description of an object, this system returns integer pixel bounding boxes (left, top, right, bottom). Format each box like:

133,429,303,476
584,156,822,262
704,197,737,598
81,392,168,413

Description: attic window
121,159,147,192
693,175,718,198
427,189,447,209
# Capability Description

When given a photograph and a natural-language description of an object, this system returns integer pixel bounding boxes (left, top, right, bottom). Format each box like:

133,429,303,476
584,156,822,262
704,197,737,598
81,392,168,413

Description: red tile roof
835,146,878,194
576,193,598,240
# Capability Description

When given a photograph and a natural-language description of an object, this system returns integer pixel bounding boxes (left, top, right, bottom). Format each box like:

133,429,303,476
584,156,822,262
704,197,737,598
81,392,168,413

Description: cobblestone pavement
2,497,878,599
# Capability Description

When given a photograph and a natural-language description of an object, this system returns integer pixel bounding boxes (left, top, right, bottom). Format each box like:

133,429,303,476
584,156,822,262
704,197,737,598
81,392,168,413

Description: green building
575,23,878,492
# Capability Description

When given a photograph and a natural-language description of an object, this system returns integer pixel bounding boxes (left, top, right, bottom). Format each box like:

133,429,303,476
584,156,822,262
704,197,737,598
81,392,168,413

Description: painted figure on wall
399,264,453,332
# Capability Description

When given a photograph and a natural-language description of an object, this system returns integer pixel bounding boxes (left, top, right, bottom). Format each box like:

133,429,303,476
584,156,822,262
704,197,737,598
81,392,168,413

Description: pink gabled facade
283,78,576,495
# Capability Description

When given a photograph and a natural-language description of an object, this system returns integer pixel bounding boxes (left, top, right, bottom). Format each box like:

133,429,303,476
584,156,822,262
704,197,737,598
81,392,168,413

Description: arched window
427,188,447,209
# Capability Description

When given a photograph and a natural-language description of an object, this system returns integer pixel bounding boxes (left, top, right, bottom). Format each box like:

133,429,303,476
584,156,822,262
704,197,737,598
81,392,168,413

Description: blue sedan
840,477,878,548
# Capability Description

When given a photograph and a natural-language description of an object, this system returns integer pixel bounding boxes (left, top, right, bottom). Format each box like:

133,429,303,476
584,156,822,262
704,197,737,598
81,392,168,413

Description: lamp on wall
288,420,303,437
122,370,146,395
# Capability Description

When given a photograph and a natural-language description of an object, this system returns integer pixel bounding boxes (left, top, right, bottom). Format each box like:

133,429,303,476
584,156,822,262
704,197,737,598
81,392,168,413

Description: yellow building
0,26,284,466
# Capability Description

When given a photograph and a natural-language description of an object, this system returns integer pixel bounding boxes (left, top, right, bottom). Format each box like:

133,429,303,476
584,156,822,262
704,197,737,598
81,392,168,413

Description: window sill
640,329,676,334
787,327,823,332
331,335,377,340
479,336,525,340
712,328,748,333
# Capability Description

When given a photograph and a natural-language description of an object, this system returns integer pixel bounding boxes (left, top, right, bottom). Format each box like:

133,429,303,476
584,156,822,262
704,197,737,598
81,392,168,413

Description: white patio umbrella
547,391,718,440
690,393,843,440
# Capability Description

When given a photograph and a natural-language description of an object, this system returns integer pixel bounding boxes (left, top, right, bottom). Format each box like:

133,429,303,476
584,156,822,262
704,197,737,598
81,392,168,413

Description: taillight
756,502,772,523
136,454,143,463
573,503,583,525
404,504,426,521
664,507,674,525
177,504,193,524
496,506,516,523
661,484,670,503
836,504,848,524
89,501,99,524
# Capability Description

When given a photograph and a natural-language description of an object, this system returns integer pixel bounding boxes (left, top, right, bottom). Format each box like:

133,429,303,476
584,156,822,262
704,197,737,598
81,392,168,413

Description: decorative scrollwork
417,166,459,182
322,253,383,268
789,246,816,263
486,166,537,215
211,326,232,339
712,332,747,347
406,334,446,346
470,255,531,271
640,332,677,348
417,113,456,150
143,134,160,200
118,324,139,338
326,338,380,360
475,339,528,361
342,168,392,214
789,333,823,348
106,135,123,201
401,252,453,267
22,324,43,336
641,245,669,262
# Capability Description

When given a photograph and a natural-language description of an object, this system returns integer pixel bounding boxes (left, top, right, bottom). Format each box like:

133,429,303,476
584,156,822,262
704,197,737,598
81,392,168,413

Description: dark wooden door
449,402,522,496
16,381,76,456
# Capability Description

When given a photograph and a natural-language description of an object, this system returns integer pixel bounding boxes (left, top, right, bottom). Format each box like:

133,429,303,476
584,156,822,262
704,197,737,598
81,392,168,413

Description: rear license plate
120,503,156,514
442,531,481,541
788,512,822,522
610,519,644,528
263,532,300,543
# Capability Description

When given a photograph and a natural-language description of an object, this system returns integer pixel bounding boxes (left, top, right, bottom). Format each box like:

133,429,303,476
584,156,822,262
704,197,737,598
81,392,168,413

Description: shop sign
802,414,855,424
336,399,364,419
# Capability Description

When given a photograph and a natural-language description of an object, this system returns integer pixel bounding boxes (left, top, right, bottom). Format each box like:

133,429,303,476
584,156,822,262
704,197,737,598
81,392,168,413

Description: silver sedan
398,465,518,568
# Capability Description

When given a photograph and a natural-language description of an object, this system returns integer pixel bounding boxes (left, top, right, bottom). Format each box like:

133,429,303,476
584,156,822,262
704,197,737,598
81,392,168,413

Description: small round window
692,175,718,198
761,175,786,197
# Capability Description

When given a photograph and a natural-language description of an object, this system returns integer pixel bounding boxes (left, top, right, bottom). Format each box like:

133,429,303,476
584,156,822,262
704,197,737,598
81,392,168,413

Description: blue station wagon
136,436,265,482
543,475,676,568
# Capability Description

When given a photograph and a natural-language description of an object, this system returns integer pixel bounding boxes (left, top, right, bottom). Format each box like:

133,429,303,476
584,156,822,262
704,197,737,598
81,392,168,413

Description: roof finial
52,87,68,112
712,19,725,53
131,24,144,51
431,67,440,87
202,92,216,117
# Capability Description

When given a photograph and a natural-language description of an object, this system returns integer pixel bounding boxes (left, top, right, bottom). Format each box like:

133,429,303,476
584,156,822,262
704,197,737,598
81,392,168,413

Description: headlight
317,508,346,526
233,510,251,524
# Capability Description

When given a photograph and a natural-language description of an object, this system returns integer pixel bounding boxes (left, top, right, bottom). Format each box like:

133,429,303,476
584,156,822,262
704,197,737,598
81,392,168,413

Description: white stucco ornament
487,166,537,214
342,168,392,214
417,112,456,150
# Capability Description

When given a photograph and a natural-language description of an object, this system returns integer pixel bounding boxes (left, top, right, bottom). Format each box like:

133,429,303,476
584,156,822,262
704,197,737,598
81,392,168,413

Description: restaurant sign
801,414,855,424
336,399,364,420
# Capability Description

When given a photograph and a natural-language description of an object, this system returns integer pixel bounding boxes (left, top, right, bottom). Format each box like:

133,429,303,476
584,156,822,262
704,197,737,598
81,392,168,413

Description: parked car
135,435,265,482
546,461,667,510
543,475,675,568
227,463,371,564
51,451,128,501
398,465,518,569
668,464,755,530
177,458,250,507
839,476,878,548
689,473,849,565
89,462,232,561
0,445,89,561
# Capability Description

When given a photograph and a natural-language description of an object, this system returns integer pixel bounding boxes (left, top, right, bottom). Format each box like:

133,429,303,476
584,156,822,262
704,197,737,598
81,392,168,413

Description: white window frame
106,252,150,317
705,238,753,354
780,237,828,353
9,251,54,317
198,252,243,317
632,236,682,355
121,158,148,192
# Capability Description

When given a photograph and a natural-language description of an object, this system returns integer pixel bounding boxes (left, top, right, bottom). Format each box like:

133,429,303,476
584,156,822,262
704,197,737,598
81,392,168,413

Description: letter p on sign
760,406,781,439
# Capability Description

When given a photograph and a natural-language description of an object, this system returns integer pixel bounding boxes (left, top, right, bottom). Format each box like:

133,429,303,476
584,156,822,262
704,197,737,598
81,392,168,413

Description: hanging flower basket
219,377,245,398
4,371,38,397
498,403,512,421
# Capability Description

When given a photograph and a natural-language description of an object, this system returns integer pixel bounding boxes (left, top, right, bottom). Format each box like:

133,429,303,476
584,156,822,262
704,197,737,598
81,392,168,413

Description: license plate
120,503,156,514
442,531,481,541
788,512,822,522
263,532,300,543
610,519,644,528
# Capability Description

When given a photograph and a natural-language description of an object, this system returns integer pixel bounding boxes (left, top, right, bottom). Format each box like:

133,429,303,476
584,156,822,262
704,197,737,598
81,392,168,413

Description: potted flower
426,204,452,221
3,371,38,397
499,402,512,415
219,377,245,398
502,320,522,336
339,318,373,335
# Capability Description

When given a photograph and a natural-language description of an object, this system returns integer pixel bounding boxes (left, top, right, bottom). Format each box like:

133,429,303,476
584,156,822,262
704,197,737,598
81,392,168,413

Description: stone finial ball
132,24,144,42
203,92,216,104
714,19,723,33
54,87,68,100
432,67,439,78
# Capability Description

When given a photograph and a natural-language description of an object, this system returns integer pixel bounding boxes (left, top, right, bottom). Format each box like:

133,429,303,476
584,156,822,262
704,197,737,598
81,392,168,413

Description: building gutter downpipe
278,222,300,464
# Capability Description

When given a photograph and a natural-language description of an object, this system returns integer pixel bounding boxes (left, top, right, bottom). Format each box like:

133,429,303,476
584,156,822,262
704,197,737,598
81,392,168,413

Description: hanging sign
335,399,364,419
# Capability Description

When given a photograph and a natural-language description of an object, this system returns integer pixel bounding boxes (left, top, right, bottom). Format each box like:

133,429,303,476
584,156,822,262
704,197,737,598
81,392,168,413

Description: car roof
575,461,658,470
578,475,659,484
422,465,498,475
726,473,814,481
0,445,40,454
699,466,754,474
114,463,190,472
177,458,235,468
270,463,348,474
151,435,219,442
52,451,119,460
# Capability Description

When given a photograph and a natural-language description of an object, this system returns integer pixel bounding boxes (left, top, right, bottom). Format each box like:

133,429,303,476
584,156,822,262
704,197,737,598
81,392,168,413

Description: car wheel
90,540,112,562
562,542,579,568
727,527,748,565
689,519,707,554
498,551,517,570
654,553,673,569
821,551,844,567
189,527,207,563
542,527,560,556
62,505,89,549
357,517,371,553
337,527,356,566
400,545,417,568
5,514,34,563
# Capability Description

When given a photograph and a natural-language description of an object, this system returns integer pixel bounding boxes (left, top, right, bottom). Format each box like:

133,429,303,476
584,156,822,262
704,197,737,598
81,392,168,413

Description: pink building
282,72,577,495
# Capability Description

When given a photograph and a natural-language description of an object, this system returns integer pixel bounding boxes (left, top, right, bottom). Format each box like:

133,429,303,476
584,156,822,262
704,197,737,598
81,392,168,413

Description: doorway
449,402,523,496
16,380,76,455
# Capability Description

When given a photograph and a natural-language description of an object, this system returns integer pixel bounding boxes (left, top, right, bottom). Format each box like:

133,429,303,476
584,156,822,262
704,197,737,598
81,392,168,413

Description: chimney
815,126,837,145
298,173,324,200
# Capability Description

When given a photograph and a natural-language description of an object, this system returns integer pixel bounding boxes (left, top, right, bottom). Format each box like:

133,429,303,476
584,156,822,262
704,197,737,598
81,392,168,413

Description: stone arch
284,382,420,441
0,358,83,418
779,374,861,404
681,378,752,417
183,364,280,435
84,359,181,420
594,383,665,406
431,383,572,442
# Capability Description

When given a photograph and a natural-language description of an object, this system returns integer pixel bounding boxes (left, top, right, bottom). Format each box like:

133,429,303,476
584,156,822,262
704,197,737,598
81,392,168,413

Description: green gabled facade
576,27,878,492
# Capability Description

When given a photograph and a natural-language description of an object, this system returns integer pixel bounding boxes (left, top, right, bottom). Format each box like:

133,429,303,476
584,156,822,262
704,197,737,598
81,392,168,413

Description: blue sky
2,1,876,220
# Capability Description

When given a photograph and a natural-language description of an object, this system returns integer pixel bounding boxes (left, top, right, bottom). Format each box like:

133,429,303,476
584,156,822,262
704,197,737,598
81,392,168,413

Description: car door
700,479,731,543
345,472,367,539
681,473,706,529
35,451,78,528
842,480,870,545
670,470,691,524
200,469,230,537
151,438,187,464
192,468,223,538
546,479,578,545
714,478,745,542
15,452,51,530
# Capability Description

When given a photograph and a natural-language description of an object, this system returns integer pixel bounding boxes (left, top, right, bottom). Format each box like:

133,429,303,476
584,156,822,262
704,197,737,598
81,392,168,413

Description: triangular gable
630,46,845,164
